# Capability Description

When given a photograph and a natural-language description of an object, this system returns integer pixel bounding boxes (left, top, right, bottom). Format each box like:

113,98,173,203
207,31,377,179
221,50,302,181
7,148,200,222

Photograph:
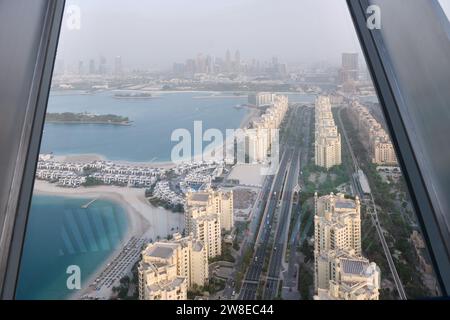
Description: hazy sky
440,0,450,17
57,0,450,71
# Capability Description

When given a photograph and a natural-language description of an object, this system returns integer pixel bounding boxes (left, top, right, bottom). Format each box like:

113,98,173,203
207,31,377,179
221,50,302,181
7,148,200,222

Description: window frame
347,0,450,296
0,0,66,299
0,0,449,299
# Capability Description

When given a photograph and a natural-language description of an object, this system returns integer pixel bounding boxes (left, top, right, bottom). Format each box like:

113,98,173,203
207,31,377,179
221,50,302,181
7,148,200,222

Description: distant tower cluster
314,193,381,300
314,96,342,169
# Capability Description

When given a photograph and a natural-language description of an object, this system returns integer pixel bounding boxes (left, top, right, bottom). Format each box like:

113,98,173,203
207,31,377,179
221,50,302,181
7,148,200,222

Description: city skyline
58,0,363,70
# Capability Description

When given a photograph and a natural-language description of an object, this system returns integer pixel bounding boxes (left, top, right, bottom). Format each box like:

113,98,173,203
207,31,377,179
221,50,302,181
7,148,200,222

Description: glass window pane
367,0,450,293
16,0,441,300
439,0,450,19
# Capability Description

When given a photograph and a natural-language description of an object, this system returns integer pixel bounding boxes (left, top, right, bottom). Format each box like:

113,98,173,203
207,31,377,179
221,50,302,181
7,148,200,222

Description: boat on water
113,91,153,99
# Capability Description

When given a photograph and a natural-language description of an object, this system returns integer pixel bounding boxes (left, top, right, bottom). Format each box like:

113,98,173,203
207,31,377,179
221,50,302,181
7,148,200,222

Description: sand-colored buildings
347,101,398,166
244,95,288,163
139,188,235,300
314,193,380,300
186,188,234,232
314,96,342,169
184,188,235,259
138,234,208,300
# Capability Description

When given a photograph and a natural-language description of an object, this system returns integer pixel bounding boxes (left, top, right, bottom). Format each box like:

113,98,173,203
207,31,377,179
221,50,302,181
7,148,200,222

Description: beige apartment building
314,96,342,169
315,254,380,300
244,95,288,163
348,101,398,166
138,234,208,300
248,92,276,107
139,262,187,300
185,188,235,258
188,207,222,258
314,193,380,300
185,188,234,232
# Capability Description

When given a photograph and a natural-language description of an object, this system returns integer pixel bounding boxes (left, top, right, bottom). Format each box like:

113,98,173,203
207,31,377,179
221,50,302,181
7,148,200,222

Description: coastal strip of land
33,180,184,300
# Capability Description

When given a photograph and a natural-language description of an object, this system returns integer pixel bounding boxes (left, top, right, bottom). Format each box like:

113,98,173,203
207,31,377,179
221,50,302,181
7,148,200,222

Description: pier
81,198,98,209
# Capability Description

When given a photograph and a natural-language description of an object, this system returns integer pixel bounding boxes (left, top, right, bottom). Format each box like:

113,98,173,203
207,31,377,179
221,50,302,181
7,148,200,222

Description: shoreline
240,108,259,129
51,154,177,169
48,107,256,167
46,121,132,126
33,180,184,300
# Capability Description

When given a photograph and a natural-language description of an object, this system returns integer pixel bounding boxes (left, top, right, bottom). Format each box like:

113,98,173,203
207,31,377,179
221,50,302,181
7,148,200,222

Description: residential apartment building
314,96,342,169
248,92,276,107
314,193,380,300
138,234,208,300
139,262,187,300
245,94,288,163
185,188,235,258
185,188,234,232
188,207,222,258
347,101,398,166
315,254,380,300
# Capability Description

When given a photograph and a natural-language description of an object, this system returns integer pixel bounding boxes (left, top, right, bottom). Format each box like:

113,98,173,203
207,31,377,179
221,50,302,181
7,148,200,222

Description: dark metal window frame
347,0,450,296
0,0,449,299
0,0,66,299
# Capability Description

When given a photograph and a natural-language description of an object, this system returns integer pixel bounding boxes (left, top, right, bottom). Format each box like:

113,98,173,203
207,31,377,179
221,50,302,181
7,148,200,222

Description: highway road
263,148,299,299
239,149,292,300
239,105,309,300
222,174,275,300
283,106,313,299
263,106,312,299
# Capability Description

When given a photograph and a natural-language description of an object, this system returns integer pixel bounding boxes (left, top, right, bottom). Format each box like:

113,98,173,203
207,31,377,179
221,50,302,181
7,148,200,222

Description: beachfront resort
34,93,289,300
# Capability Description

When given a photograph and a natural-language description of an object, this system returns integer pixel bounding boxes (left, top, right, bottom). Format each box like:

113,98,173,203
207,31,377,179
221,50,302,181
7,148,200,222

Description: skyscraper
114,56,123,75
89,59,96,74
77,60,84,75
99,55,107,75
340,53,359,83
234,50,241,72
225,49,232,72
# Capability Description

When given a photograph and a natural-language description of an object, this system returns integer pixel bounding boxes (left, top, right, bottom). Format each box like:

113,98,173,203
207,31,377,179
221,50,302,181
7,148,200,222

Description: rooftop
341,258,369,276
146,244,176,259
190,193,210,202
335,199,356,209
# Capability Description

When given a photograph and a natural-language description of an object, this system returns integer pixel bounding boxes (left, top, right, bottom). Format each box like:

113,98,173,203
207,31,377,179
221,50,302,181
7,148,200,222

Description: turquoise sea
17,91,315,299
40,91,249,162
16,196,129,300
40,91,316,162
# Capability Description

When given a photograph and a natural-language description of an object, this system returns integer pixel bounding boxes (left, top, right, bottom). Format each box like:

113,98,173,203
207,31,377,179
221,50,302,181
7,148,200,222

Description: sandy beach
33,180,184,299
240,108,260,129
53,154,177,169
